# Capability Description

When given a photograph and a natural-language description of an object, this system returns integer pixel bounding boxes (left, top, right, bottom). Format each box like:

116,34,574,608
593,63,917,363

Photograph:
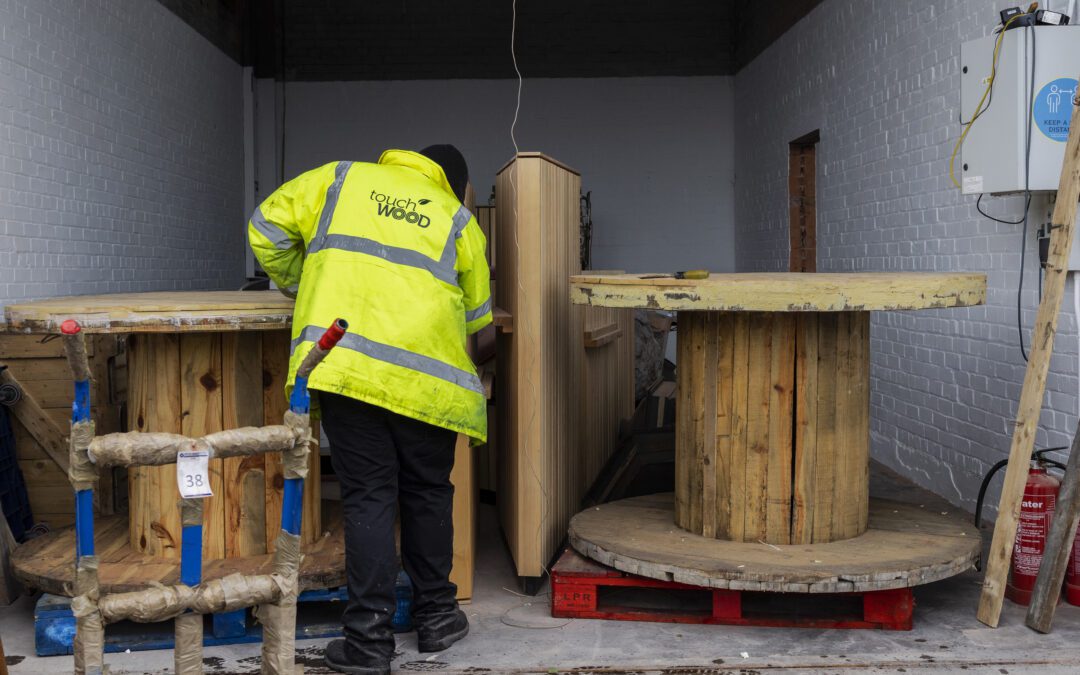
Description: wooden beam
0,368,69,473
584,323,622,348
1026,420,1080,633
0,502,22,606
493,307,513,333
978,84,1080,627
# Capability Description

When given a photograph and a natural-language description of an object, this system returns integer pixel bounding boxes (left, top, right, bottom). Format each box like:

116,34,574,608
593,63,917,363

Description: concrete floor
4,472,1080,674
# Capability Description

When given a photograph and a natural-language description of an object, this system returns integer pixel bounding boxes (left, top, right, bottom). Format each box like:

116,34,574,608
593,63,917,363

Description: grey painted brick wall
0,0,245,314
734,0,1079,516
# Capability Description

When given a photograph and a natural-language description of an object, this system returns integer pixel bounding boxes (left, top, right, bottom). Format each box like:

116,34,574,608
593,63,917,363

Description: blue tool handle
281,478,304,536
75,489,95,557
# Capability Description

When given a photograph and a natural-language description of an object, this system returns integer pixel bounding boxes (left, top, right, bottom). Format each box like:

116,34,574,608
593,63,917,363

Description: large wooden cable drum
674,311,869,545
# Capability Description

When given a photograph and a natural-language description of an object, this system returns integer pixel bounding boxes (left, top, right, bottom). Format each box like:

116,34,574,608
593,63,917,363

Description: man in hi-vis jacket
249,145,491,675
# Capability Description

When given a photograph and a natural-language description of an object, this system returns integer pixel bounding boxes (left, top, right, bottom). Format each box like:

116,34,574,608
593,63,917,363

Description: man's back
249,149,492,442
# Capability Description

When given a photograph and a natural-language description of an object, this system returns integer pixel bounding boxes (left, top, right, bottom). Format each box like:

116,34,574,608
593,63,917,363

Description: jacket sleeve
247,164,336,297
456,214,493,335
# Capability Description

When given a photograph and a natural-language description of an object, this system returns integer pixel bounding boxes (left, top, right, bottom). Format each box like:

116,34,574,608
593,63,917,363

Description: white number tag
177,448,213,499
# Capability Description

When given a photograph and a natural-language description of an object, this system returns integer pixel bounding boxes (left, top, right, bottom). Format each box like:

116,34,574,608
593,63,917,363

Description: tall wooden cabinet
494,153,633,584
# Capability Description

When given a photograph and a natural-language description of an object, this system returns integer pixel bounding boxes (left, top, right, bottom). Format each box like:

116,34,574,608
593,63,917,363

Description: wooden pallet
551,548,914,630
33,579,413,656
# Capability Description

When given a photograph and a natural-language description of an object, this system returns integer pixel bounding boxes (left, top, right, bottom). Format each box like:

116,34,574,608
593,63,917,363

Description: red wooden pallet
551,548,914,630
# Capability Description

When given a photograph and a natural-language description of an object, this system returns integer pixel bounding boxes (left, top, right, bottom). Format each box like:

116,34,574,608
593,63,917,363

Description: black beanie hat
419,144,469,203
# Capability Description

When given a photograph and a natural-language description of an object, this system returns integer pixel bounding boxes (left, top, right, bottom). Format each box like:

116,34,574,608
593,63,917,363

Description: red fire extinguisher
1006,463,1060,605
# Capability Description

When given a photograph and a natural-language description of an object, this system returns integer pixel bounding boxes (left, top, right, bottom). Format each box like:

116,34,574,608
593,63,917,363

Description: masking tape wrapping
88,425,303,467
174,613,203,675
179,498,203,527
282,411,312,480
72,557,104,675
98,573,286,624
297,344,329,379
64,333,92,383
258,531,302,675
69,420,98,491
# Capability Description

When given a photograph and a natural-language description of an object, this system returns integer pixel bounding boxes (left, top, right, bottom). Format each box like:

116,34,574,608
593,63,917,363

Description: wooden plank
674,313,698,530
743,313,772,543
728,313,750,542
766,315,795,543
812,314,837,543
714,312,735,539
569,272,986,313
262,330,291,553
1027,417,1080,633
584,323,621,348
831,313,858,540
0,334,95,359
450,434,474,599
492,307,513,333
128,333,183,559
699,313,719,539
851,313,871,534
0,503,21,606
793,314,819,544
978,85,1080,628
181,333,225,560
222,332,266,558
0,369,69,472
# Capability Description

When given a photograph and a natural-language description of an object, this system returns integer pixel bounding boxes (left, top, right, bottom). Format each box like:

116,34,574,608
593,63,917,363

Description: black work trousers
319,391,459,656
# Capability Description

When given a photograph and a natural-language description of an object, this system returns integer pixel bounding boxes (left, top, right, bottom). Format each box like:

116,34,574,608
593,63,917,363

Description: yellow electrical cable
949,13,1026,189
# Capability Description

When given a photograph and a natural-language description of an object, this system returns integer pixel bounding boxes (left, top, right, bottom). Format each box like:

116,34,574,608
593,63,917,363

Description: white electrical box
960,26,1079,195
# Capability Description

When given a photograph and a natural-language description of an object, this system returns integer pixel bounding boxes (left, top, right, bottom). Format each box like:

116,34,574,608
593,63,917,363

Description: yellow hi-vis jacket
248,150,492,442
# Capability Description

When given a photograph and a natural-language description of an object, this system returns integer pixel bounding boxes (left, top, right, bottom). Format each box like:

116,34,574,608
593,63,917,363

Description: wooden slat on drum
129,334,183,558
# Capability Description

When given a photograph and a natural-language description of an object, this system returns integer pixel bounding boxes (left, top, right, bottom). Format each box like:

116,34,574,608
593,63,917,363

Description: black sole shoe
417,610,470,653
324,639,391,675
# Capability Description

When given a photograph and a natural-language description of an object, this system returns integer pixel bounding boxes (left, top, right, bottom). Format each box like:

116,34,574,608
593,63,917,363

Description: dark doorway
788,130,819,273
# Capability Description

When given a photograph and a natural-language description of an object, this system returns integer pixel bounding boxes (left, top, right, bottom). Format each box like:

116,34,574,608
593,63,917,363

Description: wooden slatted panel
262,330,291,553
675,311,865,545
580,304,634,500
129,334,183,558
811,314,838,543
223,332,266,558
766,315,795,543
495,154,628,580
180,333,225,560
793,314,819,544
1,334,120,530
450,434,474,599
728,313,750,542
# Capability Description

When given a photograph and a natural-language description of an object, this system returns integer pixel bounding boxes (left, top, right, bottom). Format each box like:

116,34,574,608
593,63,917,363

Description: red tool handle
297,318,349,378
60,319,91,381
317,318,348,351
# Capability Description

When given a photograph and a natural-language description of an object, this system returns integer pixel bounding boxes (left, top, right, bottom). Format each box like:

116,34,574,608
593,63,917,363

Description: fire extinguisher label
1014,493,1056,578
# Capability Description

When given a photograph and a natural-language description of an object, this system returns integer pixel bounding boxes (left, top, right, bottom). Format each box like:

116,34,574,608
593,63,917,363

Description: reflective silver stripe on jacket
291,325,484,395
311,202,473,287
319,234,457,285
307,161,353,254
250,206,294,250
439,205,472,270
465,298,491,323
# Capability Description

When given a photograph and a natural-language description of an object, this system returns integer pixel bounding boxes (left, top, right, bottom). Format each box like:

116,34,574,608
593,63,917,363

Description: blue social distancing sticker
1034,78,1077,142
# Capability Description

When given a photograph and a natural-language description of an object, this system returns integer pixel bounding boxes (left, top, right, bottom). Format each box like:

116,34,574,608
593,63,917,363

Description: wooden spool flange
568,493,981,593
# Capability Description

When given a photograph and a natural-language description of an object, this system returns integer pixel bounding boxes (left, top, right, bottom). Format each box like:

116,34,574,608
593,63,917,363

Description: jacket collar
378,149,455,197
